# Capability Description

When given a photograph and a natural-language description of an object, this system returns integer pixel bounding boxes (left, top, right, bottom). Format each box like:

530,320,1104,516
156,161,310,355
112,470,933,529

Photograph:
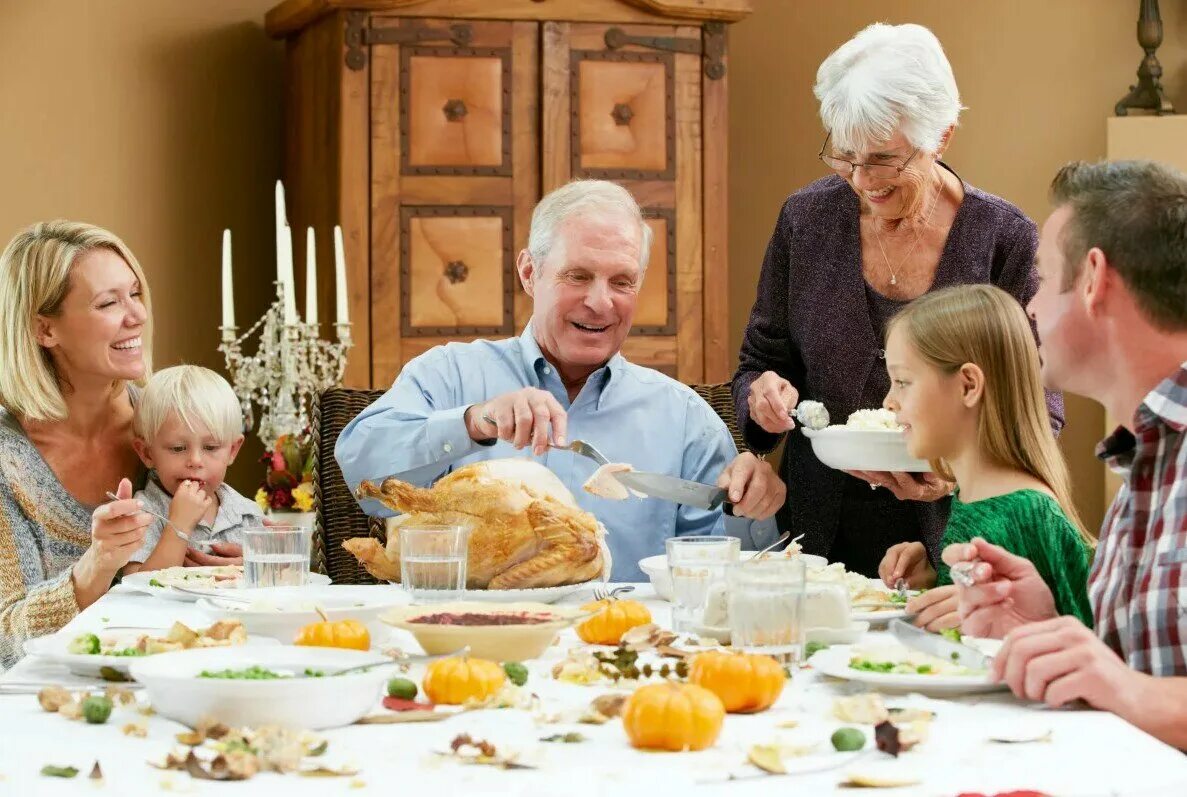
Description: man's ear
1081,247,1111,317
33,315,58,349
959,363,985,408
132,437,154,468
227,435,245,463
516,249,536,298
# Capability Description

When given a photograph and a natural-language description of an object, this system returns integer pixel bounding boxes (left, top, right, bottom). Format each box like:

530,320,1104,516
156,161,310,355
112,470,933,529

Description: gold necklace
872,182,942,286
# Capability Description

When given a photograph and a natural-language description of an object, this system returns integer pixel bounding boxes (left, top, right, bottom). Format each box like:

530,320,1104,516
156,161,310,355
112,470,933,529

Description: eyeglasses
817,132,920,179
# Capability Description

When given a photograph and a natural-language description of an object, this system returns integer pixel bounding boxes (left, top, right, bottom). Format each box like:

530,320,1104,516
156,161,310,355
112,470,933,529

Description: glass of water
666,535,740,633
241,525,312,588
399,524,469,603
727,557,807,663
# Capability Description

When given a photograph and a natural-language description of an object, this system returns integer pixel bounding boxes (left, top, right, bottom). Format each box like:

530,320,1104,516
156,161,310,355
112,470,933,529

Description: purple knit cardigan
732,172,1065,564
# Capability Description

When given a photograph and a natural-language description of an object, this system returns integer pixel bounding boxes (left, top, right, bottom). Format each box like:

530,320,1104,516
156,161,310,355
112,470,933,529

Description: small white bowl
129,645,391,730
638,551,829,602
195,586,406,645
381,602,585,661
802,427,931,473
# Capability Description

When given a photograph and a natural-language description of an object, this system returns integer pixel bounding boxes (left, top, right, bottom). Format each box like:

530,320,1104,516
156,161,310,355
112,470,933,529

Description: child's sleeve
1051,526,1095,629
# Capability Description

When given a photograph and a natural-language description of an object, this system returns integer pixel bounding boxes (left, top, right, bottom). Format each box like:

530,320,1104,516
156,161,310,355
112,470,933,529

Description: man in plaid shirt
947,160,1187,749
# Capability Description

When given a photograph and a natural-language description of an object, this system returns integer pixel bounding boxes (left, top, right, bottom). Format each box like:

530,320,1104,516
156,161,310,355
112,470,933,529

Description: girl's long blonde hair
0,220,154,422
887,284,1092,545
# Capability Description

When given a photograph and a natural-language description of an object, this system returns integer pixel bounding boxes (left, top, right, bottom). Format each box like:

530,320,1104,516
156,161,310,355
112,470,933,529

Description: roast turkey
343,459,610,590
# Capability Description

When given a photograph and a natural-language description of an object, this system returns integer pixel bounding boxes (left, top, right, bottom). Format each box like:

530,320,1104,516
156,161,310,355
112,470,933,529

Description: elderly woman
733,23,1063,579
0,221,233,670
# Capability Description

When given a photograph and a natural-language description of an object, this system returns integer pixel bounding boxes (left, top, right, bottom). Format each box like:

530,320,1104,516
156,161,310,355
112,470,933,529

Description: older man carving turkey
335,180,784,582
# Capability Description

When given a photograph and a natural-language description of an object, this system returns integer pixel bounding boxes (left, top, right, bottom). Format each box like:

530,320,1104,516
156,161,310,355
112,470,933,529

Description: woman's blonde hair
887,284,1092,545
133,365,243,444
0,220,154,421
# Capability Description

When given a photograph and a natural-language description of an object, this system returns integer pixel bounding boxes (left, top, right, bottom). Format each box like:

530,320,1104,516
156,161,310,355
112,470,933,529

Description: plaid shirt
1088,360,1187,676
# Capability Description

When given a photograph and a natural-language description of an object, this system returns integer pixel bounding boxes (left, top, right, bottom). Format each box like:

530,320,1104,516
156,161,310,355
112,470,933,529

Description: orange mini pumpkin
688,650,785,713
576,598,652,645
422,656,506,705
621,682,725,752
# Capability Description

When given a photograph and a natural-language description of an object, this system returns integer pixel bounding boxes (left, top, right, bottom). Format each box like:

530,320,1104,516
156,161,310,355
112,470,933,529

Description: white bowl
129,645,391,730
638,551,829,602
802,427,931,473
195,586,406,645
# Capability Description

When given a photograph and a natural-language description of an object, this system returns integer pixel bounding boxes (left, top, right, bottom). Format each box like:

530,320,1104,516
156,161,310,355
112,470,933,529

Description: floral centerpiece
255,433,315,518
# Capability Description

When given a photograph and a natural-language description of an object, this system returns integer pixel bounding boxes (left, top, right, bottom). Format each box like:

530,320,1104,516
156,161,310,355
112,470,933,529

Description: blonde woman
0,221,159,669
877,284,1093,631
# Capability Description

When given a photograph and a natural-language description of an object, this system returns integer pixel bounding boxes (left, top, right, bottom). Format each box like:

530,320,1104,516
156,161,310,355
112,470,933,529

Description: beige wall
728,0,1187,534
0,0,282,491
2,1,1185,519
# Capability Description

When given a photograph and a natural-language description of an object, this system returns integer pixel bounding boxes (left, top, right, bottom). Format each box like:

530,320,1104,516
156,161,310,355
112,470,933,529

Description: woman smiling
732,23,1064,578
0,221,158,669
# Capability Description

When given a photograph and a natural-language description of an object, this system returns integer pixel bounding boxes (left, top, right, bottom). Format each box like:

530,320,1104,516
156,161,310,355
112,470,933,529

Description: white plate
802,427,931,473
851,606,910,625
195,586,407,644
809,644,1004,695
23,626,275,679
638,552,830,602
123,567,331,602
386,578,603,605
130,645,391,730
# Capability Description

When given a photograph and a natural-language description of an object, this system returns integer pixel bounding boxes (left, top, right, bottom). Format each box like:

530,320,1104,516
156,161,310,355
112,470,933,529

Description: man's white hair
813,23,963,153
527,179,652,270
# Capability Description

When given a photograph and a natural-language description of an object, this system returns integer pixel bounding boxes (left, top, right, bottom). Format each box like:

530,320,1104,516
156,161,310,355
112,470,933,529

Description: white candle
334,225,349,325
221,229,234,328
305,226,318,326
282,225,298,325
275,180,288,292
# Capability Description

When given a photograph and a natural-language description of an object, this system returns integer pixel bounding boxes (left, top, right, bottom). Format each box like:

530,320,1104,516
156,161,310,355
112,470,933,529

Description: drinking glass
727,558,807,663
399,524,469,603
665,536,740,633
241,525,312,588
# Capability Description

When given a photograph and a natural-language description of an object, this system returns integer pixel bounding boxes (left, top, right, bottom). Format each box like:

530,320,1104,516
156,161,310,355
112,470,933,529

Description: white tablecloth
2,583,1186,796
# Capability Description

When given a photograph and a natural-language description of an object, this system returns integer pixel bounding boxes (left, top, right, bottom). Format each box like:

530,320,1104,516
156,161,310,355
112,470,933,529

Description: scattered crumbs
100,617,110,623
121,721,148,738
350,779,366,789
136,705,156,717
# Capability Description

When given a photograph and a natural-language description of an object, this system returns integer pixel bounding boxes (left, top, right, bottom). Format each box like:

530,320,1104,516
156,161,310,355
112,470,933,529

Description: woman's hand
847,470,953,502
747,371,799,434
73,478,152,608
878,541,936,589
184,541,243,567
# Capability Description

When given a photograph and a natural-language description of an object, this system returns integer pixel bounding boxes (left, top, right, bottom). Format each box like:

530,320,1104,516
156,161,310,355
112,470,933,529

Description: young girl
876,284,1093,630
122,365,263,574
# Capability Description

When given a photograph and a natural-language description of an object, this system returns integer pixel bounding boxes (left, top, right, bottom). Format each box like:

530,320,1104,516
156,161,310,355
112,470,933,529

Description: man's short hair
1050,160,1187,331
527,180,652,270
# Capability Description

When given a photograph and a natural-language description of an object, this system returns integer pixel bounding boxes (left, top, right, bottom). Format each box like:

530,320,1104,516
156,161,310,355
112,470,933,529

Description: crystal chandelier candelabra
218,284,352,447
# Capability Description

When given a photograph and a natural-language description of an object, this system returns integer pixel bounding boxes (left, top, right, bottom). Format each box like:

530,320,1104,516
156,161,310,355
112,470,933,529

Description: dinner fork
553,439,610,466
592,584,634,602
105,491,215,550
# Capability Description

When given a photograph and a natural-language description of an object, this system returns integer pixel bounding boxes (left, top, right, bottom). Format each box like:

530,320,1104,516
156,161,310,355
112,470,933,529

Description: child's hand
878,541,936,590
169,480,212,532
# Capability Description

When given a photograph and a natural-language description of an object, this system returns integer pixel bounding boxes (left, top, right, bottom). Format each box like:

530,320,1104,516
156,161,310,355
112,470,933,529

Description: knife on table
611,471,735,516
888,619,993,671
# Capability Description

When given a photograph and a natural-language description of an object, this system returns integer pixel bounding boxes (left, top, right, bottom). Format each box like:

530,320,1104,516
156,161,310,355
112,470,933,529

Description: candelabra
218,280,353,447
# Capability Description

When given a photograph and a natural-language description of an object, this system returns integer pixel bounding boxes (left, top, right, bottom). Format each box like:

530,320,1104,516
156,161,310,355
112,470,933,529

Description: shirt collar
518,322,625,403
1137,359,1187,434
1095,360,1187,467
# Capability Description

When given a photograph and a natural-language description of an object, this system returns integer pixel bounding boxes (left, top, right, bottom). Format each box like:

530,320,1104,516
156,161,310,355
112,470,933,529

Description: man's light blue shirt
335,326,776,580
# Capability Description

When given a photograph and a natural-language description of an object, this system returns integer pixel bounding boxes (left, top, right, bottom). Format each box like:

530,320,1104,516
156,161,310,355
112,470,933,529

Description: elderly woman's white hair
527,179,652,270
813,23,963,154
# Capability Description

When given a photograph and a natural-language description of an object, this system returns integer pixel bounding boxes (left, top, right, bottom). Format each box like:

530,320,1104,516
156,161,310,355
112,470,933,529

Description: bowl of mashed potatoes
801,409,931,473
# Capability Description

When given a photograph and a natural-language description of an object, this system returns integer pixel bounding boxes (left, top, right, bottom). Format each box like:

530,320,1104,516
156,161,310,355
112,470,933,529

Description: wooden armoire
265,0,752,390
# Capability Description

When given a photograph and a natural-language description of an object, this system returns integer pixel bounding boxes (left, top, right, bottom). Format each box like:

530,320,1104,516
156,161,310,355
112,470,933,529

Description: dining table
2,581,1186,796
